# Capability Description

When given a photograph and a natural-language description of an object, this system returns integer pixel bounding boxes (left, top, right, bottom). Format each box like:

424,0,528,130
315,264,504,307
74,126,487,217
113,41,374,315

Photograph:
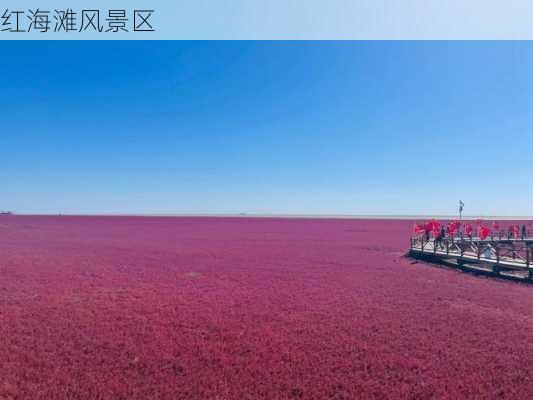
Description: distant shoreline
4,214,533,220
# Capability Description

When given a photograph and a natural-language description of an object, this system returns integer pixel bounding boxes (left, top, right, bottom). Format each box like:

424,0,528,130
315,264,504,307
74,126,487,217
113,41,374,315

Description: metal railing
409,233,533,278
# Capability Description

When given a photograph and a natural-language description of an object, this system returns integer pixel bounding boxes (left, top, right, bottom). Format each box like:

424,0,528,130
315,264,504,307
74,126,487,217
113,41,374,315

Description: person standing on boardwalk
521,224,527,239
512,225,520,239
438,225,446,249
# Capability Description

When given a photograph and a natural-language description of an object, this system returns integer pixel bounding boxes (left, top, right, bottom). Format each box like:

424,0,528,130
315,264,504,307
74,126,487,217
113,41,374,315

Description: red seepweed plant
1,216,533,399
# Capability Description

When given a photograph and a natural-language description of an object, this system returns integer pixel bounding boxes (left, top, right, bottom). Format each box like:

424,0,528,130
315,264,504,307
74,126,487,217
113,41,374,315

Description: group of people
414,220,529,241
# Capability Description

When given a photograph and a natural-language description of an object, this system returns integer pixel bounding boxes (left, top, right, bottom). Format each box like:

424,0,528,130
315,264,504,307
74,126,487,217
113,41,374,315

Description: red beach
2,215,533,399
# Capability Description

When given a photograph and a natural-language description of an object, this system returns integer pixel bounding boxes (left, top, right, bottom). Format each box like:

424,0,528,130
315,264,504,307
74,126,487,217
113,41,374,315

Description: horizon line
3,213,533,220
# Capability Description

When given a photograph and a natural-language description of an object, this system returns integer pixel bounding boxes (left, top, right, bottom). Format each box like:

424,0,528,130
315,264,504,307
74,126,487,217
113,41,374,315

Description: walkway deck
408,234,533,280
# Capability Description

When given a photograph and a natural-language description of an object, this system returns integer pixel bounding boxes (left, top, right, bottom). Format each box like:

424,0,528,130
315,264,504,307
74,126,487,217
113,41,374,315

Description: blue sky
2,41,532,216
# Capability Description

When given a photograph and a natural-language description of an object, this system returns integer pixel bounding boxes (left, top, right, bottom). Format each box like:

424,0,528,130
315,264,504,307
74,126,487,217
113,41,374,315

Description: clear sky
2,41,532,216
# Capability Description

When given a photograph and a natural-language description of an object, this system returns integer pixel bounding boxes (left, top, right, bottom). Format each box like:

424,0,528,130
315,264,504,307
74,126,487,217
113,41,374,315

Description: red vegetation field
2,216,533,400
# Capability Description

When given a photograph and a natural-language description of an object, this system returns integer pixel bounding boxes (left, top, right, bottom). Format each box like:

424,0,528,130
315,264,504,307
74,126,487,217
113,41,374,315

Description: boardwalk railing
409,233,533,280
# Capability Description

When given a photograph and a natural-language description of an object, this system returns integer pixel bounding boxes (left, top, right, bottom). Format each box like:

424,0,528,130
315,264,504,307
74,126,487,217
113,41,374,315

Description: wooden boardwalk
409,234,533,280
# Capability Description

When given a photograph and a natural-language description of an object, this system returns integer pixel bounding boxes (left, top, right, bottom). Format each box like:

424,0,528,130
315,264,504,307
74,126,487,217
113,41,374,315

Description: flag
479,226,491,240
459,200,464,213
448,220,460,235
428,219,440,230
426,219,441,237
413,223,426,234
